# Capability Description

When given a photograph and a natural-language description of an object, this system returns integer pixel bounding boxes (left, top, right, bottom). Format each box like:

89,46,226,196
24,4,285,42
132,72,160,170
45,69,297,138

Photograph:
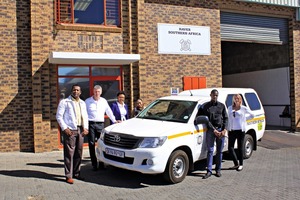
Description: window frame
55,0,122,27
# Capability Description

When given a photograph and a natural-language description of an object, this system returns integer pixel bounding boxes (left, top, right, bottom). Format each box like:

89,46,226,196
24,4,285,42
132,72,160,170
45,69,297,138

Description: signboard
158,23,211,55
170,87,179,96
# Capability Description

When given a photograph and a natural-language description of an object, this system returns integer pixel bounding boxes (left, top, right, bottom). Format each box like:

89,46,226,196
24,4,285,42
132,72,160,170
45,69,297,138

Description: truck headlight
139,136,167,148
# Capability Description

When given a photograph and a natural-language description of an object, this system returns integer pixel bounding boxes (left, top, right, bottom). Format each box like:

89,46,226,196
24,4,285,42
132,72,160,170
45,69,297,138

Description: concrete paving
1,129,300,200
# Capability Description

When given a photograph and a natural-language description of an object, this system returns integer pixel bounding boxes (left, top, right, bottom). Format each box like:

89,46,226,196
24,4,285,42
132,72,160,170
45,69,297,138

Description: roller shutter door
221,12,288,45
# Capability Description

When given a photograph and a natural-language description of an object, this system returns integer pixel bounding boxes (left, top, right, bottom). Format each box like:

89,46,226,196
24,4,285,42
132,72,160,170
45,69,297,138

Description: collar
71,95,80,102
210,100,218,106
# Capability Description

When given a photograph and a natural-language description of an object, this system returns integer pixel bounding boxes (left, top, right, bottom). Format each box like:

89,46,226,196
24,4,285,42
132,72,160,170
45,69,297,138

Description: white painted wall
223,67,290,127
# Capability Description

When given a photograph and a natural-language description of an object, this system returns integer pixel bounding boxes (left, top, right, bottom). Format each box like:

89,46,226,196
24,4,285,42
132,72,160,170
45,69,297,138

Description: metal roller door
221,12,288,45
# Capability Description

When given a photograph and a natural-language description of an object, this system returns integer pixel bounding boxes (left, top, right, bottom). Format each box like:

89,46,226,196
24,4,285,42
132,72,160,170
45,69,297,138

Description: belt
89,121,104,124
70,126,82,131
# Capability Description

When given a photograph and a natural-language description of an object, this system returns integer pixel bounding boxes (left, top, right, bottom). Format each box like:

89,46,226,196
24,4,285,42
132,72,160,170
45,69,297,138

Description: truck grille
104,132,143,149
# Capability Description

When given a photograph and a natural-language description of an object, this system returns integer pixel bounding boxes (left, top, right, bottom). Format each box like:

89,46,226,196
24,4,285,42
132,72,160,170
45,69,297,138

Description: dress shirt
198,101,228,131
85,96,117,123
117,102,127,121
72,97,82,126
228,105,255,132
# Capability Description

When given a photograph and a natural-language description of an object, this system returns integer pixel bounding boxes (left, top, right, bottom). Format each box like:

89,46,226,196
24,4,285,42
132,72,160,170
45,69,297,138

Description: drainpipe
128,0,134,112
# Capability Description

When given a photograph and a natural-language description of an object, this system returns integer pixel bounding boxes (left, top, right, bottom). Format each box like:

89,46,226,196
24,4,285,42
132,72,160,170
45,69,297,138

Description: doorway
57,65,122,146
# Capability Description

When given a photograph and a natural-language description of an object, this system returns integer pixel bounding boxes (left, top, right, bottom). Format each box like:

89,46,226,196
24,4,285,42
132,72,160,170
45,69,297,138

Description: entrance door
57,65,122,146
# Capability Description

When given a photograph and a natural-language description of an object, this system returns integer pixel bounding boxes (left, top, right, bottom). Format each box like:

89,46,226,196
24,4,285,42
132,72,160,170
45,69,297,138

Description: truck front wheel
243,134,254,159
163,150,189,184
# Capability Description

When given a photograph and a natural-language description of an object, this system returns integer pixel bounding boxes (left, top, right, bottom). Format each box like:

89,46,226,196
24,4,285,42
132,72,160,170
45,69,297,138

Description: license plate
105,148,125,158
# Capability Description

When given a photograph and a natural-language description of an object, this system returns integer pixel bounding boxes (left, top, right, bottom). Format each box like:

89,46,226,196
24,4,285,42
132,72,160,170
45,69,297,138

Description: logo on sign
179,39,191,51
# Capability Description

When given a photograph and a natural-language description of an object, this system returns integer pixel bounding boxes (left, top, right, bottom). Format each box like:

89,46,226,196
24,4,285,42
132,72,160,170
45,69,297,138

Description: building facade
0,0,299,152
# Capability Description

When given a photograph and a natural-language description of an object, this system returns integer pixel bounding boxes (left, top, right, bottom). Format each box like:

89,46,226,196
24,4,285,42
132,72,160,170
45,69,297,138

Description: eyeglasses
233,111,236,118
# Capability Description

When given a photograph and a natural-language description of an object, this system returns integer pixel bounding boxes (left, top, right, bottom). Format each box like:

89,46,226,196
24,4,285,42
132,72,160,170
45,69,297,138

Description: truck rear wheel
243,134,254,159
163,150,189,184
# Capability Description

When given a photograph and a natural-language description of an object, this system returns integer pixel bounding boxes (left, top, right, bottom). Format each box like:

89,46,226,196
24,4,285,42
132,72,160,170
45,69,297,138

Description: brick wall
0,0,33,152
137,1,221,105
291,21,300,131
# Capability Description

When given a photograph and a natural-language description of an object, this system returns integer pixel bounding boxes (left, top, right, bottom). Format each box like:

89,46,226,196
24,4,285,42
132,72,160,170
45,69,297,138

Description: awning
235,0,299,7
49,52,141,65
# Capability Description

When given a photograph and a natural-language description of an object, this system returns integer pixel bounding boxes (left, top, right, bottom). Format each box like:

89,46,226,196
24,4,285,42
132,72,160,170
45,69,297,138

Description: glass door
57,65,122,147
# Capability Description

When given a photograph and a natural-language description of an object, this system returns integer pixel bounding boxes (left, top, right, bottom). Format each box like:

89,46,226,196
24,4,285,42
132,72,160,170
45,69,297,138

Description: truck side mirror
194,115,209,125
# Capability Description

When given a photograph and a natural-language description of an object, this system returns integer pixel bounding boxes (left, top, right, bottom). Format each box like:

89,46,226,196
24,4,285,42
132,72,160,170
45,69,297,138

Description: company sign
158,23,211,55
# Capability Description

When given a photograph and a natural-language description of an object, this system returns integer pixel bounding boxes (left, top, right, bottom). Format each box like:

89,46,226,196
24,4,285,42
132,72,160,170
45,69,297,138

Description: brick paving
1,130,300,200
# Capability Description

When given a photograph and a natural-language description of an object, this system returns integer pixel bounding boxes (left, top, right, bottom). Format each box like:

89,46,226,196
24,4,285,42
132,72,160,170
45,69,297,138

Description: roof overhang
49,52,141,65
235,0,300,21
235,0,299,7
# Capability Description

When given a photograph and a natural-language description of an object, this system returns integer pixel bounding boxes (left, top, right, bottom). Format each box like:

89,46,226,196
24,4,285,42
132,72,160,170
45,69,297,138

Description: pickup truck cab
96,88,265,183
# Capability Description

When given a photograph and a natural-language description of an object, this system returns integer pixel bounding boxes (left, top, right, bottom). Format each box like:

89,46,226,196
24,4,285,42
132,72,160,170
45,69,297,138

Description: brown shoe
66,178,74,184
216,171,222,177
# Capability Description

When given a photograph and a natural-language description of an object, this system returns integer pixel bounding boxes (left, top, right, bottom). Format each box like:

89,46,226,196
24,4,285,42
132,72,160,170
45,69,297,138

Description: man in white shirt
85,85,117,171
56,84,89,184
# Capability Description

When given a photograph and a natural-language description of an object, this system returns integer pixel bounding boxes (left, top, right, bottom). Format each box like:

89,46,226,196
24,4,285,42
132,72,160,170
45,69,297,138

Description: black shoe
98,162,105,170
216,171,222,177
92,165,98,171
203,172,212,179
229,165,239,170
73,175,85,181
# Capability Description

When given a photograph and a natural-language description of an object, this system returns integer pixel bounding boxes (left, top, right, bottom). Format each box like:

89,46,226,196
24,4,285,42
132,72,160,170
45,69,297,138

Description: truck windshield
137,99,197,123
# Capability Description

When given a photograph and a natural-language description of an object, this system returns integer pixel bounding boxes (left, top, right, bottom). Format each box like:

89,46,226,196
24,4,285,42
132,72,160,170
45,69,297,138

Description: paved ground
1,128,300,200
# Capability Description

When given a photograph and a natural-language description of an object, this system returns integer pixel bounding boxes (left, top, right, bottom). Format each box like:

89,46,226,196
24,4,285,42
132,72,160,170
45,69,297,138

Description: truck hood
105,118,187,137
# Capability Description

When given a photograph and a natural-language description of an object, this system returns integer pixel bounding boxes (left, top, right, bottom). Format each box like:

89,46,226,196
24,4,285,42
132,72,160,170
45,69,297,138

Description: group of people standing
56,84,144,184
198,89,255,179
56,85,253,184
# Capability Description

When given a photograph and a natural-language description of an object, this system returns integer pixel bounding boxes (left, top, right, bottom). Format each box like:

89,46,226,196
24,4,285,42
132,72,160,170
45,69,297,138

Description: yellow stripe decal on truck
168,128,206,140
168,131,193,140
194,129,206,134
247,116,265,125
167,116,266,140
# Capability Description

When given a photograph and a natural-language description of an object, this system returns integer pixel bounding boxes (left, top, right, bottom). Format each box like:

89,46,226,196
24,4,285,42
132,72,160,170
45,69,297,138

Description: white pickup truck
96,88,265,183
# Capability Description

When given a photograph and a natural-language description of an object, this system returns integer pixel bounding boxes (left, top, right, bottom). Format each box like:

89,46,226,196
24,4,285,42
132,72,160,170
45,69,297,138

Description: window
245,93,262,111
57,66,121,101
138,100,197,123
56,0,121,26
225,94,246,108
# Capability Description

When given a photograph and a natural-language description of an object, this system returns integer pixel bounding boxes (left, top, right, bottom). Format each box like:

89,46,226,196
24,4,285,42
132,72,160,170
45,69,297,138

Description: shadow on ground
258,128,300,150
2,127,299,189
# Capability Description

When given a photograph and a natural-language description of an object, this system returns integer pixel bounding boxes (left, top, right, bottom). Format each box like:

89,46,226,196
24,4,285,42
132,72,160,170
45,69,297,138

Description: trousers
228,130,245,166
63,127,84,178
206,128,225,173
88,122,104,167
